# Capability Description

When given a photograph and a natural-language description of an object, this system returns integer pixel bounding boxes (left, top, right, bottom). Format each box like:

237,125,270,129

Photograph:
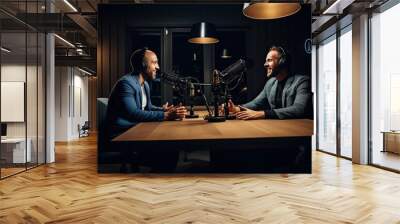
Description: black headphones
270,46,290,72
130,47,149,74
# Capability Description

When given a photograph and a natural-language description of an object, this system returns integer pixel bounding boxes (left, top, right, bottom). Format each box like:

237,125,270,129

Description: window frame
315,23,353,160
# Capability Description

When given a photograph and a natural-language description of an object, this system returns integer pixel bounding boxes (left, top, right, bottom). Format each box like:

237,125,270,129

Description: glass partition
1,31,28,177
27,30,38,169
0,1,46,179
370,3,400,171
317,35,337,155
339,27,352,158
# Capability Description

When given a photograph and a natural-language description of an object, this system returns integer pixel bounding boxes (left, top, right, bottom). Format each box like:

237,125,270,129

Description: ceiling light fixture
1,47,11,53
78,67,94,76
322,0,354,15
54,34,75,48
221,49,232,59
243,2,301,20
188,22,219,44
63,0,78,12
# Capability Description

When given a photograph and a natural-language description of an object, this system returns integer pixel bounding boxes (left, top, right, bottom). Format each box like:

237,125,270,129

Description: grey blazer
242,74,312,119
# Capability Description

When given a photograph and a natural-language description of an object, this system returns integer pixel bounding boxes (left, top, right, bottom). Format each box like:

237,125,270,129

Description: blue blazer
105,73,164,139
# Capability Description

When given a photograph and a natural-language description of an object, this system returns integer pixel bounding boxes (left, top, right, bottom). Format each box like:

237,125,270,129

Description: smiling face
263,49,280,77
142,50,160,81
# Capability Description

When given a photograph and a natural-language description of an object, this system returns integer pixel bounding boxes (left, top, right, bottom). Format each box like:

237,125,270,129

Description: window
317,35,337,155
339,27,352,158
370,2,400,171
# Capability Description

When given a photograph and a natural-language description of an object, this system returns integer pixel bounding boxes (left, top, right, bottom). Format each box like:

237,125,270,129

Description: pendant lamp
188,22,219,44
243,2,301,20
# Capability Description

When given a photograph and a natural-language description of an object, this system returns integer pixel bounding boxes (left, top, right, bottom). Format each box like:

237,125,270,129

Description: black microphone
220,59,247,83
189,82,195,97
212,69,222,92
159,71,187,86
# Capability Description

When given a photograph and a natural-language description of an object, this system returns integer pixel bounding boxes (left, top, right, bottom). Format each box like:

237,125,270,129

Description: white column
312,45,317,151
46,32,55,163
352,14,369,164
55,67,74,141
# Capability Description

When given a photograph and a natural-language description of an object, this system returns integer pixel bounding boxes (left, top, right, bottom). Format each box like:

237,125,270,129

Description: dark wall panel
97,4,251,98
110,24,117,90
96,9,102,98
246,6,311,99
88,77,97,131
97,4,311,100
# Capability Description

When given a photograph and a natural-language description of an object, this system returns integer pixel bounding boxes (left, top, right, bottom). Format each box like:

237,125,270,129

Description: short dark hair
268,46,291,70
268,46,285,60
130,47,149,74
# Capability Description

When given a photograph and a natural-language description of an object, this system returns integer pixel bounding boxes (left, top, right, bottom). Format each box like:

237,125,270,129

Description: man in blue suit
105,48,186,172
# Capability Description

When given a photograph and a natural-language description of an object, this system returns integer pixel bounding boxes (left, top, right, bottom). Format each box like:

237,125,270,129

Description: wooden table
114,118,313,142
112,117,313,173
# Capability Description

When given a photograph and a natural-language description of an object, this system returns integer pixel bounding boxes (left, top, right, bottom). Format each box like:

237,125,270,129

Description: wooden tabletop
113,118,313,142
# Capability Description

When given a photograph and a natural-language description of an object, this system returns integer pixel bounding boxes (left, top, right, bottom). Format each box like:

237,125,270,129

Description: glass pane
1,31,27,177
312,45,317,151
317,36,337,154
339,28,352,158
371,3,400,171
27,31,38,169
0,1,29,32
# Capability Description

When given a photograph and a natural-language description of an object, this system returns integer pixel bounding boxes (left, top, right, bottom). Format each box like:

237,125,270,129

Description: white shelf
1,138,32,163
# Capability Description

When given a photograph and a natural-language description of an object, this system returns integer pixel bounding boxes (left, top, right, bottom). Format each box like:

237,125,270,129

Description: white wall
55,66,89,141
311,45,317,151
1,64,40,137
1,65,26,140
55,66,70,141
1,63,46,164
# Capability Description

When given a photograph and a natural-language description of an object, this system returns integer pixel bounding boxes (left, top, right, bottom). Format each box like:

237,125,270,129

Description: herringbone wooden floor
1,134,400,223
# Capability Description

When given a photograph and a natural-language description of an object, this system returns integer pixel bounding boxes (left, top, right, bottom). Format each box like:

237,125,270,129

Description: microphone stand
206,73,226,123
184,80,199,119
206,68,243,122
159,71,240,122
224,94,236,120
193,83,213,120
185,88,199,119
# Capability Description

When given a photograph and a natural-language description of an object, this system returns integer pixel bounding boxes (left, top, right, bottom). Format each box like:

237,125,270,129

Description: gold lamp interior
243,3,301,20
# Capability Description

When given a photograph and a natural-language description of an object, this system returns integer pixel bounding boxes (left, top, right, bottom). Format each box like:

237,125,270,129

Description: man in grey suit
227,46,312,120
213,46,312,172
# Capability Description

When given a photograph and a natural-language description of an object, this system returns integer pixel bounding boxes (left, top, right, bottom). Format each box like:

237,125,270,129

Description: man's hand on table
162,102,174,111
164,104,187,121
220,99,240,115
221,100,265,120
235,106,265,120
